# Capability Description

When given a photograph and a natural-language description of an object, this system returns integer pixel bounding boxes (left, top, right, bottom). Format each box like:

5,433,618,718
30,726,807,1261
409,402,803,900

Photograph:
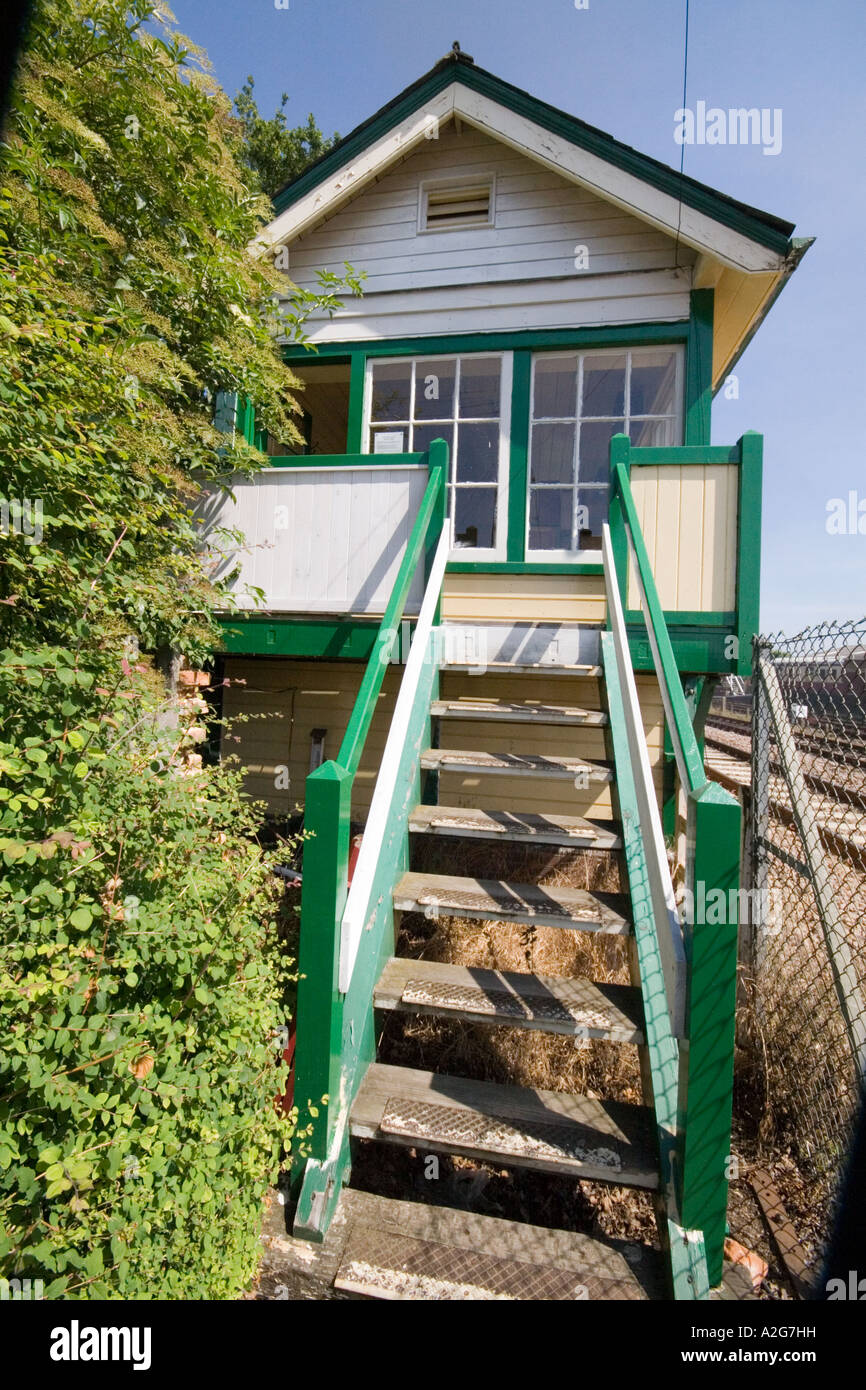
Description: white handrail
338,527,450,993
602,523,686,1036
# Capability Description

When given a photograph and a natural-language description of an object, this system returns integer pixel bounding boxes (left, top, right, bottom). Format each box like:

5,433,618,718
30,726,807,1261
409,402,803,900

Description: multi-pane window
367,355,507,553
527,347,683,553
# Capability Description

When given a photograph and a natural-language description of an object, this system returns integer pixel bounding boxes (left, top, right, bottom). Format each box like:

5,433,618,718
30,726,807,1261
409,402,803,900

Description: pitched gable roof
257,48,810,386
264,47,795,269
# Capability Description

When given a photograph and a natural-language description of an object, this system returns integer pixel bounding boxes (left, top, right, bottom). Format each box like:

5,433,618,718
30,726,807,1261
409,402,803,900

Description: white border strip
338,527,450,993
602,523,686,1035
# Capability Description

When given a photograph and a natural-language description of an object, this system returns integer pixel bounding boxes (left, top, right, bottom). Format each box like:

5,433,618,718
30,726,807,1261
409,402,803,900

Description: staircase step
375,958,644,1042
431,699,607,727
315,1189,662,1301
334,1218,649,1301
409,804,621,848
393,871,630,933
444,663,602,678
351,1063,658,1188
420,748,613,781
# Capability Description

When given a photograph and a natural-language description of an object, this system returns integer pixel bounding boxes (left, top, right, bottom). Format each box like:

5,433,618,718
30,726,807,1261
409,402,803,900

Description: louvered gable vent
421,178,494,231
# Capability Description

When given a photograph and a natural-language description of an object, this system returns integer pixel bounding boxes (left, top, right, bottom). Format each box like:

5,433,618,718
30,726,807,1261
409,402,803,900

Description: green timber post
346,352,367,452
607,434,632,625
292,761,352,1192
506,350,531,562
662,719,676,838
685,289,714,447
735,432,763,676
679,781,742,1287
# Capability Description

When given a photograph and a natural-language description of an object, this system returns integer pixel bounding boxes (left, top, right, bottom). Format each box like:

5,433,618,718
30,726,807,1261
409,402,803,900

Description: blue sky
170,0,865,633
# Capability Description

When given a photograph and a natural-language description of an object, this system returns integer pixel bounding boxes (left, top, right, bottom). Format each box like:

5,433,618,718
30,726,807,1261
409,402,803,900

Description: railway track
703,719,866,859
708,711,866,772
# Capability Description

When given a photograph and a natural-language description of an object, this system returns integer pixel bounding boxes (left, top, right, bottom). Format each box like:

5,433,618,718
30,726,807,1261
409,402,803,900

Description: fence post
758,652,866,1080
680,782,742,1288
291,760,352,1205
751,639,771,980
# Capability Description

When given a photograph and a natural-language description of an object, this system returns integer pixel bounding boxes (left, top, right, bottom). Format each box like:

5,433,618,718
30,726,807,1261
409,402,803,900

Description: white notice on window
372,430,405,454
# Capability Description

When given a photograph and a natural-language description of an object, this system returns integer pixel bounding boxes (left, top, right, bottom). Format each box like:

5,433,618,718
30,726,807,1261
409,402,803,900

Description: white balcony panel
201,465,428,616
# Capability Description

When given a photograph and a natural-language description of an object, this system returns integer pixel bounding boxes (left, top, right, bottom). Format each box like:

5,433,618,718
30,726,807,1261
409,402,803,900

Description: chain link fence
725,620,866,1265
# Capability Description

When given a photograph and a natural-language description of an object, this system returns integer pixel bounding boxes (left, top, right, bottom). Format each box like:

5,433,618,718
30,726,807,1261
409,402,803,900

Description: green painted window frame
523,341,686,561
283,305,711,572
362,350,513,562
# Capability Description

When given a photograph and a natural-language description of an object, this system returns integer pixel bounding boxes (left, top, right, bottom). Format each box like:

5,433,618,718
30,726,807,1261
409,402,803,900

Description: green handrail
291,439,449,1238
608,431,743,1290
609,438,707,795
338,441,448,776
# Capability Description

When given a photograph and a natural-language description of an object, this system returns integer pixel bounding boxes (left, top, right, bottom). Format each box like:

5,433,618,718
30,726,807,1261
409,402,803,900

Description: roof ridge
267,56,795,253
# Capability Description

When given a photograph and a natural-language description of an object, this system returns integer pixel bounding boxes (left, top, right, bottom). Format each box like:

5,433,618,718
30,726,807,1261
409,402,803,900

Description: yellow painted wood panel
628,465,738,611
712,267,777,387
442,572,606,623
222,658,402,818
221,660,667,820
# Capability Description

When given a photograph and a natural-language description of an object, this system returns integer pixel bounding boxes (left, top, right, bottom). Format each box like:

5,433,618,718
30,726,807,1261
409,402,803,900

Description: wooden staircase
288,437,744,1301
347,673,663,1292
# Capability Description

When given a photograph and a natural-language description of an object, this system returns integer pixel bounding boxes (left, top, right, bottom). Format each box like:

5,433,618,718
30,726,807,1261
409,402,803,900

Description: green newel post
426,438,449,605
680,781,742,1287
607,433,631,625
735,432,763,677
292,760,352,1186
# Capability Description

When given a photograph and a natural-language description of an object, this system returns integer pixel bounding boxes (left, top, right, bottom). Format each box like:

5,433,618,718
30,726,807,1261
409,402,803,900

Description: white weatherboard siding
282,123,694,342
203,466,427,615
262,83,784,275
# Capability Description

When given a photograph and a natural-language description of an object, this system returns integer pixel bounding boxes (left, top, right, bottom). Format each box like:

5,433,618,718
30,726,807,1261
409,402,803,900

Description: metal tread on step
443,662,602,678
259,1186,663,1301
351,1062,658,1188
334,1222,647,1301
393,871,630,933
375,957,644,1042
420,747,613,781
430,699,608,727
408,804,621,849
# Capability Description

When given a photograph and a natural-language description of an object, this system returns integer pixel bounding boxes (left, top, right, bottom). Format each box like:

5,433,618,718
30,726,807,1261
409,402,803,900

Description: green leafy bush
0,656,294,1298
0,0,351,1297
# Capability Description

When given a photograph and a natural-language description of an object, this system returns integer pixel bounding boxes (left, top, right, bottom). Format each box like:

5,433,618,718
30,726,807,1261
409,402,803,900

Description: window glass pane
630,349,677,417
369,424,408,453
532,355,578,418
412,423,454,473
371,361,411,421
576,487,607,549
530,422,575,484
529,488,572,551
414,358,456,420
630,416,676,448
581,354,626,417
455,422,498,482
454,487,497,549
458,357,501,418
578,419,625,485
